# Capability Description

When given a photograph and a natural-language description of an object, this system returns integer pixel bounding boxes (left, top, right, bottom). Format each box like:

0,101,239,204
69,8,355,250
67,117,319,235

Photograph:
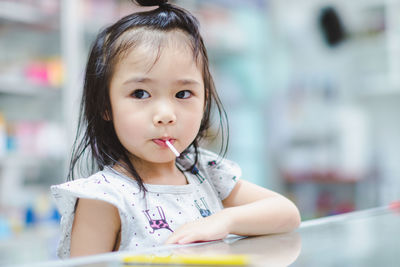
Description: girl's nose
153,104,177,126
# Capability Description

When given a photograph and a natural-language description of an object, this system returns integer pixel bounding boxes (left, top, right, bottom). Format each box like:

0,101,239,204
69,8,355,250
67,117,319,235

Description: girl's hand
165,211,231,245
165,179,301,245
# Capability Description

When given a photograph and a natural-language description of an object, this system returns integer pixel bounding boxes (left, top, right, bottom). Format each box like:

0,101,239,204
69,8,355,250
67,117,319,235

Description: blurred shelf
0,79,61,97
0,223,60,266
282,171,360,184
358,88,400,100
355,75,400,101
359,0,399,8
0,153,64,167
0,1,58,28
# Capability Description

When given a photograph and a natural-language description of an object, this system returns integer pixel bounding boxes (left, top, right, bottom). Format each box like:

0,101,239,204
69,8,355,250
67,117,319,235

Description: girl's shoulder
50,168,140,215
199,148,239,167
52,168,138,193
177,148,242,200
184,147,242,176
198,148,242,200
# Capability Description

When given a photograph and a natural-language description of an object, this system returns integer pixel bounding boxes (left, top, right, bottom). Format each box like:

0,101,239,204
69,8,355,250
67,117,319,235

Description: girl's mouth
152,138,175,148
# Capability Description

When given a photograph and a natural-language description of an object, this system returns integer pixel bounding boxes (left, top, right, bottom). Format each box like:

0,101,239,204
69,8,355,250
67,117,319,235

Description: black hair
68,0,229,194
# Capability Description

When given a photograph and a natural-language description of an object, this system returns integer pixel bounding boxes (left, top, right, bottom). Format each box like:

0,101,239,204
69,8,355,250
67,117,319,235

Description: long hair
68,1,229,193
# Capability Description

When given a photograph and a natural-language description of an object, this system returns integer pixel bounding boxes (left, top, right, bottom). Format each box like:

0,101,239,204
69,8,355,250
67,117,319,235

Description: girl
51,0,300,258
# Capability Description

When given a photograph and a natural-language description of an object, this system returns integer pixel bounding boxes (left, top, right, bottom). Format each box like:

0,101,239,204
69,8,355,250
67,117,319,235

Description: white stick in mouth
165,140,180,157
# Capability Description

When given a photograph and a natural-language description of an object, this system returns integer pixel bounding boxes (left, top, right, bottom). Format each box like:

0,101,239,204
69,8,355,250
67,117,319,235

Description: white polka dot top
50,148,241,258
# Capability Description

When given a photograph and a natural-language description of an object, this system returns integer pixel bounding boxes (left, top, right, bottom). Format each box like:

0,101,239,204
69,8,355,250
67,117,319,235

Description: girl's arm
165,180,301,244
221,179,301,235
70,198,121,257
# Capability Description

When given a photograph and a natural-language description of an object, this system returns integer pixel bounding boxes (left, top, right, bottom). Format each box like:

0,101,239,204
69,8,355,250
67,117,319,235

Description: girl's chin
130,154,177,164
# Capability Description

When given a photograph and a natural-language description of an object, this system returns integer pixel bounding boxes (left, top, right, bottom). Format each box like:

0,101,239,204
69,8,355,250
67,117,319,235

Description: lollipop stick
165,140,180,157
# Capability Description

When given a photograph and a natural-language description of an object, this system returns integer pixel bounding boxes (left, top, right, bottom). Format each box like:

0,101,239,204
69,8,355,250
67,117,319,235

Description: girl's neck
115,159,187,186
138,161,184,185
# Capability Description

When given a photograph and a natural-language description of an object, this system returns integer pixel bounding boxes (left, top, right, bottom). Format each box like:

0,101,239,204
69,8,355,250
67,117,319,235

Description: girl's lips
153,138,175,148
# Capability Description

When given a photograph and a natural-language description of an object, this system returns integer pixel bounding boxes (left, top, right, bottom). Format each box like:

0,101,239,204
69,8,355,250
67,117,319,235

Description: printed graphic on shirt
93,174,110,184
208,160,217,167
194,197,212,217
142,206,174,234
191,165,205,184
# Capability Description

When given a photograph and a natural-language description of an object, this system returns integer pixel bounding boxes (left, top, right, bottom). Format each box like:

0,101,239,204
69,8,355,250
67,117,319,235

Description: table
3,205,400,266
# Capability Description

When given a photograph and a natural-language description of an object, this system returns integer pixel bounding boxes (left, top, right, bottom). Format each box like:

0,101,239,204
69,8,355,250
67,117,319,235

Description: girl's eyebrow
175,79,201,86
123,76,152,84
123,76,201,86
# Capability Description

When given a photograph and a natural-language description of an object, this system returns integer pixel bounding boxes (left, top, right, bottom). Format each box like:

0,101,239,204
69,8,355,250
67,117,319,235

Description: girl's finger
177,234,197,244
165,231,187,244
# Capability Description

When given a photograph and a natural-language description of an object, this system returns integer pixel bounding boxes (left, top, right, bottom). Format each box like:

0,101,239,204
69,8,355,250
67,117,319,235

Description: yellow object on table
122,254,250,266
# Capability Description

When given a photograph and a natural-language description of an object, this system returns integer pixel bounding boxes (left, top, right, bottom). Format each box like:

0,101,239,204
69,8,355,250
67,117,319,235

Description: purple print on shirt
142,206,173,234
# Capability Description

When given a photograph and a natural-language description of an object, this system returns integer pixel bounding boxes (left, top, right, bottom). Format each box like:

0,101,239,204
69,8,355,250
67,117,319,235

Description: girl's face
109,36,205,167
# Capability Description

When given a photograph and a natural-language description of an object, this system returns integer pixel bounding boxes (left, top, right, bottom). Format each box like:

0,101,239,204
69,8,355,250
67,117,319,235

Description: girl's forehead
115,29,201,71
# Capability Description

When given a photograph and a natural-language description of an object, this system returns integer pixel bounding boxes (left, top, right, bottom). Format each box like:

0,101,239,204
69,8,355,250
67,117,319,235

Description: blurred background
0,0,400,264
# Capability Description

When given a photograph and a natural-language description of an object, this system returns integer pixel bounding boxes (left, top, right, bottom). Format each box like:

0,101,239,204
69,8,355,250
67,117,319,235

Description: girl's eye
176,90,192,99
131,89,150,99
